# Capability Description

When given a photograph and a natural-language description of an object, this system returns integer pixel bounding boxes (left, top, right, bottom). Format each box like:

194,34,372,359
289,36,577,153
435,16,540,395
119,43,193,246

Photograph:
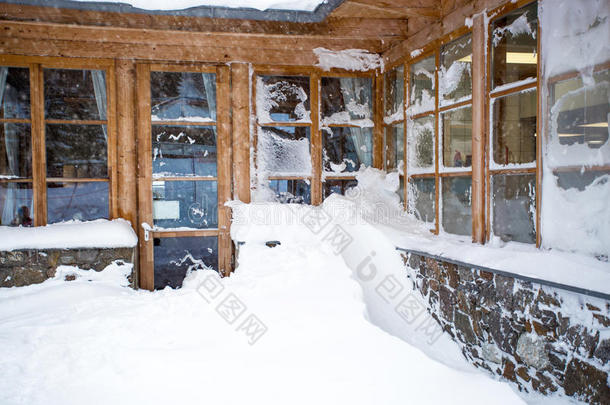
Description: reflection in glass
258,126,311,176
321,77,373,123
151,72,216,121
492,174,535,243
152,180,217,229
409,56,435,114
0,124,31,178
491,2,537,88
440,34,472,104
268,179,311,204
323,127,373,173
0,182,33,226
384,66,404,117
257,76,310,122
492,90,537,165
442,176,472,236
44,69,107,121
442,106,472,168
323,178,358,199
407,116,435,172
0,67,30,119
46,124,108,178
154,236,218,290
152,125,217,177
47,181,108,223
384,123,404,172
408,177,435,224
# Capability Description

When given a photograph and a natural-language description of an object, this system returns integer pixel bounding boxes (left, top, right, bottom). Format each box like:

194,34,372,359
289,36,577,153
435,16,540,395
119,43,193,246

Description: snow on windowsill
0,219,138,251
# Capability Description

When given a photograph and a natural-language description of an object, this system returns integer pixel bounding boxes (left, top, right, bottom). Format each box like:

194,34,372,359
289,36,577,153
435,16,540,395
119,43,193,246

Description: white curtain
91,70,107,140
202,73,216,121
338,77,372,167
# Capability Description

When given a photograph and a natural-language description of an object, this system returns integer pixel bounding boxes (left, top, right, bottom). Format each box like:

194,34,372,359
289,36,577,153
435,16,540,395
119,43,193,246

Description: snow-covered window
408,55,435,116
439,34,472,106
257,75,311,123
383,66,406,204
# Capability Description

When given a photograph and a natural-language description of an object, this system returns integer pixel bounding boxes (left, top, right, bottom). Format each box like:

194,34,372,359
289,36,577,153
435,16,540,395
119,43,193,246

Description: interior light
579,122,608,128
558,133,583,137
506,52,537,64
588,140,605,144
457,55,472,63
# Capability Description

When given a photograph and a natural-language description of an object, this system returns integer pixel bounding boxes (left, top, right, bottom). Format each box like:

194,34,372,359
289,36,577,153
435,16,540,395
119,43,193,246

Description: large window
0,58,114,227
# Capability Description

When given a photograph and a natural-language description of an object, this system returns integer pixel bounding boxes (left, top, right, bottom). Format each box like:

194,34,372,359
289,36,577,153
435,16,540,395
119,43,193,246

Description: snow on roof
74,0,326,12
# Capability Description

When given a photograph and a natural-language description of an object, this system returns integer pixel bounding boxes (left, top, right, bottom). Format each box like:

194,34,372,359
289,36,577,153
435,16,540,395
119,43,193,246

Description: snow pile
0,219,137,251
75,0,326,11
314,48,383,72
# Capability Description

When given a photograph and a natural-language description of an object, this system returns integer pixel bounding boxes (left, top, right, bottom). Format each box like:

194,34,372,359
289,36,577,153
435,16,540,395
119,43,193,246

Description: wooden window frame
0,55,117,227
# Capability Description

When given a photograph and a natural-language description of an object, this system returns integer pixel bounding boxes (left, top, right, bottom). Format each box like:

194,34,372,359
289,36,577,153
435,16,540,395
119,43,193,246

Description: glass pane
407,116,435,172
549,69,609,167
46,124,107,178
398,176,405,204
268,179,311,204
323,127,373,173
47,181,108,223
0,182,33,226
0,67,30,119
152,125,217,178
409,55,435,115
257,76,310,122
44,69,106,121
384,65,404,118
0,123,31,178
384,123,404,172
442,106,472,169
491,2,537,88
154,236,218,290
492,90,537,166
321,77,373,124
492,174,535,243
152,180,217,229
323,178,358,199
151,72,216,121
442,176,472,236
408,177,435,224
258,126,311,176
440,34,472,105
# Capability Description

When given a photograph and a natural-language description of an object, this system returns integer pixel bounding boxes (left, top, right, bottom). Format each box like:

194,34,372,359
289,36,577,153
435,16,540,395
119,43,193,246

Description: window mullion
30,63,46,226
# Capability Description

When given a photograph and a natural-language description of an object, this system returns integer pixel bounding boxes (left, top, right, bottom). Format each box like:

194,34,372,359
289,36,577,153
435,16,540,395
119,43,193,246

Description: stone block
454,310,477,345
564,359,610,404
516,333,550,370
439,285,456,322
593,339,610,364
446,263,459,289
457,265,474,281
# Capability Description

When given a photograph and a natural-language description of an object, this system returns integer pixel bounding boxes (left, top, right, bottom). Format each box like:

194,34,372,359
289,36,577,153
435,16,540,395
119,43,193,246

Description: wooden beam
231,63,252,204
310,72,322,205
30,63,45,226
348,0,441,18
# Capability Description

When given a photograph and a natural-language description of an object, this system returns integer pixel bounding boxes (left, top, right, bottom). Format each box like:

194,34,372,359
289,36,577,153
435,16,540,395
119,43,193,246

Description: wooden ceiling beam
348,0,441,18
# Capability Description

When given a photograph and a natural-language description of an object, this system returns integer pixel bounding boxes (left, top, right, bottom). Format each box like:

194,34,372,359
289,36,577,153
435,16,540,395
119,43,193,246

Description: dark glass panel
384,123,404,172
322,127,373,173
44,69,106,121
384,66,404,117
152,180,217,229
323,178,358,199
0,67,30,119
321,76,372,121
268,179,311,204
151,72,216,121
47,181,108,223
442,106,472,168
257,76,310,122
0,123,31,178
0,182,33,226
152,125,217,177
492,174,535,243
442,176,472,236
492,90,537,165
46,124,107,178
409,177,435,224
408,56,435,114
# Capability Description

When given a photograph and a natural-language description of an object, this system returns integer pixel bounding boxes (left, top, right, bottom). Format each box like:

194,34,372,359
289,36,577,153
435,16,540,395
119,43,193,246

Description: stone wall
401,251,610,404
0,247,136,288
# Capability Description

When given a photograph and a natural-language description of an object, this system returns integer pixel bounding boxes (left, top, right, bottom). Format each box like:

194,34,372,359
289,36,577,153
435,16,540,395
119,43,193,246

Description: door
136,63,232,290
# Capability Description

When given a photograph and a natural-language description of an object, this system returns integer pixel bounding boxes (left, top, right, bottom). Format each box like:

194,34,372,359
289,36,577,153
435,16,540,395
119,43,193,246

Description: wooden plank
373,72,384,169
0,53,114,68
433,50,440,234
116,59,138,230
135,62,154,291
153,229,220,238
151,121,216,127
310,72,322,205
30,63,45,226
231,63,252,204
333,0,441,18
470,13,486,244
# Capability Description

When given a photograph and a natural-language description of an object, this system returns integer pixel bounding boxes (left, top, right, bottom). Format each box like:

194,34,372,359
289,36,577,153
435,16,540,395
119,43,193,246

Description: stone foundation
0,247,136,288
401,250,610,404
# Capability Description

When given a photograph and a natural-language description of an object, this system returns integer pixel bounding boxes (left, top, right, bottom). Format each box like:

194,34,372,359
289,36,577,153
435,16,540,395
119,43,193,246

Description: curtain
202,73,217,121
338,77,372,167
91,70,107,140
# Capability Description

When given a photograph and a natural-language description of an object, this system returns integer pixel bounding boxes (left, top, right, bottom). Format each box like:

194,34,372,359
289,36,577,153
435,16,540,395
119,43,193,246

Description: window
0,59,114,227
383,65,406,204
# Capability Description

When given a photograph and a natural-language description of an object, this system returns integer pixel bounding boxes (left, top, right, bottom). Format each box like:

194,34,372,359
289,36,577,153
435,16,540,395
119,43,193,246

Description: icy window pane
151,72,216,121
257,76,310,123
491,2,537,89
398,176,405,204
46,124,107,178
492,173,535,243
152,180,217,229
44,69,106,121
384,123,404,172
153,236,218,290
0,182,33,226
47,181,108,223
321,77,373,125
408,56,435,115
440,34,472,105
0,67,30,119
322,127,373,173
152,125,216,178
442,176,472,236
268,179,311,204
384,66,404,117
408,177,435,224
442,106,472,169
323,178,358,199
257,126,311,176
492,90,537,166
0,124,31,178
407,116,435,172
548,69,609,167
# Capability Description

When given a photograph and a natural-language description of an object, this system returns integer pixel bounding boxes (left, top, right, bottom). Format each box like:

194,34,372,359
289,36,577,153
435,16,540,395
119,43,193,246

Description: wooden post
30,63,46,226
116,59,138,230
231,63,251,204
310,72,322,205
471,14,486,244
